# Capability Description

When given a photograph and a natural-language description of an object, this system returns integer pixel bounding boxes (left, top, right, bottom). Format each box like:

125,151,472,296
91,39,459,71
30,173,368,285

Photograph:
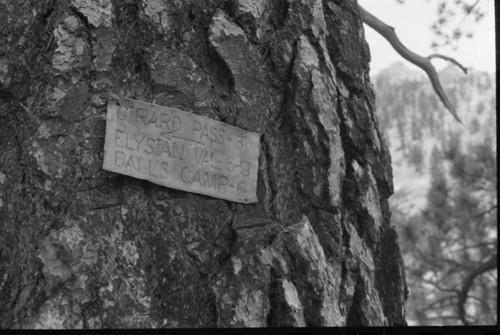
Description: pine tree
405,139,497,325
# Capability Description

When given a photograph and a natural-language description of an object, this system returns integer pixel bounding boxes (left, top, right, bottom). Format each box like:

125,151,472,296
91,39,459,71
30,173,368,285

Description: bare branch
473,205,497,218
451,240,497,253
358,5,463,123
414,247,462,270
467,294,493,315
467,0,482,13
427,295,456,310
421,315,462,321
457,254,497,325
420,277,460,294
426,54,468,74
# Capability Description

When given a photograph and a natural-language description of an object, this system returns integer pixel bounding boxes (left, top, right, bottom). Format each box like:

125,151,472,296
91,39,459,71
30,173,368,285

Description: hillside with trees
373,61,497,325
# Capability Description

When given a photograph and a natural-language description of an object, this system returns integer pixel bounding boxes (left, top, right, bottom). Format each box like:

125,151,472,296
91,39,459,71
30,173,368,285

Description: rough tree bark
0,0,407,328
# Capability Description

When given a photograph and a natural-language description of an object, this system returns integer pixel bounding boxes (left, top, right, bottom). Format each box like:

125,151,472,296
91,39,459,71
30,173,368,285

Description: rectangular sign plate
103,96,260,203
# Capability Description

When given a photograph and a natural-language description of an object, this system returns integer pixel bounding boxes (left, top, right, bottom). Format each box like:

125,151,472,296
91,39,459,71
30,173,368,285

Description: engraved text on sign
103,96,260,203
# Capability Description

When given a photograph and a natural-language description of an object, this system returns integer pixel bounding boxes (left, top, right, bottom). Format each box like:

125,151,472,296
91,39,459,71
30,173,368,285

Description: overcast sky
358,0,496,75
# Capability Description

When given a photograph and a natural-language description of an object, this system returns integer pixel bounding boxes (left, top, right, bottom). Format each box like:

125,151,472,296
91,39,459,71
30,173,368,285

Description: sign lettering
103,96,260,203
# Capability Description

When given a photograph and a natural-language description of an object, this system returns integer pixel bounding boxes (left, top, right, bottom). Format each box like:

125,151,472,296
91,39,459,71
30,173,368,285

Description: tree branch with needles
358,5,467,123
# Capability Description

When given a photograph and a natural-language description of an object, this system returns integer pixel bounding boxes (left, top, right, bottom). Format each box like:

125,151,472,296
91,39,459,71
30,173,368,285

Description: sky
358,0,496,75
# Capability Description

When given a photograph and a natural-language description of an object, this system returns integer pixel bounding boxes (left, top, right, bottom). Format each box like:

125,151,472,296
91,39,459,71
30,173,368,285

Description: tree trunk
0,0,407,328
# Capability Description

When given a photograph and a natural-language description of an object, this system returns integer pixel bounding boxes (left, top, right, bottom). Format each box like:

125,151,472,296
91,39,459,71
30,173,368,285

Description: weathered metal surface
103,96,260,203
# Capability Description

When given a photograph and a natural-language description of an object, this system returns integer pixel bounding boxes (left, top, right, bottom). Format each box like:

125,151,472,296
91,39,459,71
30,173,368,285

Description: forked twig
427,54,468,74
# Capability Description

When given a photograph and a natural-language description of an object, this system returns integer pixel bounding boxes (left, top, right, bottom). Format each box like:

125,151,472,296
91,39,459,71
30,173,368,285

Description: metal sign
103,96,260,203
